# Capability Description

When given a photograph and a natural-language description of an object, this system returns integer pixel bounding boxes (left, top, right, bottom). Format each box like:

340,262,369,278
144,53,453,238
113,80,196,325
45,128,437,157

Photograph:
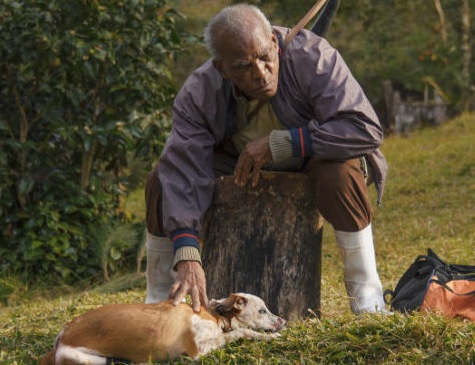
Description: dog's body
40,293,286,364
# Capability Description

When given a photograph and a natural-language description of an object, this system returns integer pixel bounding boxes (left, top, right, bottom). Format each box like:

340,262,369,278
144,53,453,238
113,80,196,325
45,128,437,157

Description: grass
2,114,475,364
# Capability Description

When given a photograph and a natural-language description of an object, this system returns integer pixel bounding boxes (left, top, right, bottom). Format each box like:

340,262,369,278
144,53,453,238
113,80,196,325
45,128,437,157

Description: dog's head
208,293,286,332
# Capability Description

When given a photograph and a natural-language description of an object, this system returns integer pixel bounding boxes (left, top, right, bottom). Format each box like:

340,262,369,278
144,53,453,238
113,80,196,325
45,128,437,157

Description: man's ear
271,32,279,51
213,59,228,79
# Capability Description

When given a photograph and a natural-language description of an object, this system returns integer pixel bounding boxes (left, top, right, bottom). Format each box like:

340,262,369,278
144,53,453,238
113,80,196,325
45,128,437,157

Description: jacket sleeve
157,120,215,250
157,64,226,253
285,33,384,161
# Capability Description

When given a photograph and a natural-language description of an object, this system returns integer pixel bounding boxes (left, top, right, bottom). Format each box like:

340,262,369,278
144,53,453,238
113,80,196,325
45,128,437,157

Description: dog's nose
276,317,287,330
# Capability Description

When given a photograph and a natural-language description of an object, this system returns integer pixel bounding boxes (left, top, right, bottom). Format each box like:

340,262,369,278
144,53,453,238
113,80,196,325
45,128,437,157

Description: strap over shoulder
284,0,330,48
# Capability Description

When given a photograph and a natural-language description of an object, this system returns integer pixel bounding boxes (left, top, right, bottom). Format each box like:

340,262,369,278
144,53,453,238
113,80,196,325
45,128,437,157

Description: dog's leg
55,344,107,365
223,328,280,342
197,328,279,357
39,351,55,365
192,316,279,358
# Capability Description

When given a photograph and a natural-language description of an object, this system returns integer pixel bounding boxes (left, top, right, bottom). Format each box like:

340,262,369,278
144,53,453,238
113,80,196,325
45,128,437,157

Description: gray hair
204,4,272,60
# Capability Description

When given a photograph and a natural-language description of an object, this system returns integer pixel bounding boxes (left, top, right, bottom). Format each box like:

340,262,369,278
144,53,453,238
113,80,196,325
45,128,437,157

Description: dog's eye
258,308,267,314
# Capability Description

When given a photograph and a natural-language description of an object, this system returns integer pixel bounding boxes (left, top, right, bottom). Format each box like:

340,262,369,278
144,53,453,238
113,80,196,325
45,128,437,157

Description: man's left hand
234,134,272,187
170,260,208,313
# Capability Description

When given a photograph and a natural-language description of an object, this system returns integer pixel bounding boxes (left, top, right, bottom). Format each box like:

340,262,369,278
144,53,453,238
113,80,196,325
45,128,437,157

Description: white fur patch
55,344,106,365
190,314,222,357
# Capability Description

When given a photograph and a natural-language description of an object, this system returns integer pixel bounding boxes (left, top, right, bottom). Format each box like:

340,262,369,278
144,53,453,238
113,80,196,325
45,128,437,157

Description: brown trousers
145,155,373,236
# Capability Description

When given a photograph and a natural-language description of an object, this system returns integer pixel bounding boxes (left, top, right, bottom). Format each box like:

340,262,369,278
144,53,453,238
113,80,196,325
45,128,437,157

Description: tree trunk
201,171,323,321
381,80,395,133
433,0,447,45
461,0,472,110
80,139,97,190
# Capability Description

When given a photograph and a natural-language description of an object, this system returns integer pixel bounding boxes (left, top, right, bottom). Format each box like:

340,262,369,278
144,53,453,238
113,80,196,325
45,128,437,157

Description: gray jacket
157,26,388,250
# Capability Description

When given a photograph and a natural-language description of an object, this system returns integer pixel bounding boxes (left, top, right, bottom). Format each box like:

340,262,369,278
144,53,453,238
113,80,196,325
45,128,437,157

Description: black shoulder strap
430,278,475,296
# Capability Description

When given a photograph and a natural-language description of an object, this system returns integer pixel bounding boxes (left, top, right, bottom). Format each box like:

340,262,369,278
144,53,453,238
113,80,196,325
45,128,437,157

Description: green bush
0,0,180,282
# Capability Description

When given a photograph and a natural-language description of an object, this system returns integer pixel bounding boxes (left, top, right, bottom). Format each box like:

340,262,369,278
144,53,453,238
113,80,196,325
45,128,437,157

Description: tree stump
201,171,323,321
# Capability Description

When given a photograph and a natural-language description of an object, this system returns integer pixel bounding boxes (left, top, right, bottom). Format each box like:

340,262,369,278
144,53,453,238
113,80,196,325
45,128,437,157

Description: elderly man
145,4,388,315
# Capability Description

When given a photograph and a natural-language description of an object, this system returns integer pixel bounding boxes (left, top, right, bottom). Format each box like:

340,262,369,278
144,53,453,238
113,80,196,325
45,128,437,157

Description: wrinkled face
213,20,280,101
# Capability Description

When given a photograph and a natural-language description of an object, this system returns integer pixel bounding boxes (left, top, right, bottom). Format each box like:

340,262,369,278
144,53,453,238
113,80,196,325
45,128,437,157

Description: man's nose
251,60,266,79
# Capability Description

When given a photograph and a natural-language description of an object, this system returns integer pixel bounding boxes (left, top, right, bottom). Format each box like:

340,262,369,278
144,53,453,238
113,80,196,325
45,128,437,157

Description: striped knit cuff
289,127,313,157
269,129,293,163
171,228,201,254
173,246,202,268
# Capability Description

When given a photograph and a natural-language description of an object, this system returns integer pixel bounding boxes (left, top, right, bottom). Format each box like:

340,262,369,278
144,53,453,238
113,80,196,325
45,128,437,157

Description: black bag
384,248,475,320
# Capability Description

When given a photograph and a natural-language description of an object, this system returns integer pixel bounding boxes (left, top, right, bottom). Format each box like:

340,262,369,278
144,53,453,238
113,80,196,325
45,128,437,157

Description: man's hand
170,260,208,313
234,134,272,187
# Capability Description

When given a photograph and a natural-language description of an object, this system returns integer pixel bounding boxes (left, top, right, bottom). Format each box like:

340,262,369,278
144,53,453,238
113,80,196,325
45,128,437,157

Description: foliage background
0,0,180,283
1,0,475,287
176,0,475,109
1,2,474,363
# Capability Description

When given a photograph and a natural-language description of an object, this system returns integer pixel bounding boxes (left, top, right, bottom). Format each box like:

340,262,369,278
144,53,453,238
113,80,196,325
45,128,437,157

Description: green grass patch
2,114,475,364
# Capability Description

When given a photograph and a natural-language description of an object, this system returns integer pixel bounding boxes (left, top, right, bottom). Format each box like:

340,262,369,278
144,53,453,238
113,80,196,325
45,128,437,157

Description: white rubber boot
334,224,386,314
145,233,174,304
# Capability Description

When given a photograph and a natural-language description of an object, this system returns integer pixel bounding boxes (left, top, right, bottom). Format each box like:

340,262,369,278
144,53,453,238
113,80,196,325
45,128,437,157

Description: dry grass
2,114,475,364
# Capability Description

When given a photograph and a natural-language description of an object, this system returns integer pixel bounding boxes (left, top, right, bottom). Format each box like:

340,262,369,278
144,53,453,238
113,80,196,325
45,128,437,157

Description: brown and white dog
40,293,286,364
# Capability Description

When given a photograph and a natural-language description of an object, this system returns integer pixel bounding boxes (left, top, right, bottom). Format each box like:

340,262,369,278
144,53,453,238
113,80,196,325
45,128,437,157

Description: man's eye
233,63,250,71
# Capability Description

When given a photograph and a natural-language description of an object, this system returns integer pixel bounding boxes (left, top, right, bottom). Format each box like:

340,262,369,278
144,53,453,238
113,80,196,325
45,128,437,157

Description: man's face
213,21,280,101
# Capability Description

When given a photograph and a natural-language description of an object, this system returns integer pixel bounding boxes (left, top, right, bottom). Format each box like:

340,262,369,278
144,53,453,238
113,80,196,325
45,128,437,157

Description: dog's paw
265,332,281,340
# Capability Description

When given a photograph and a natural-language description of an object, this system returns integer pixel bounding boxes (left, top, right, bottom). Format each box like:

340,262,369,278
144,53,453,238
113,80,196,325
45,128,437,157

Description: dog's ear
210,294,246,317
232,294,248,309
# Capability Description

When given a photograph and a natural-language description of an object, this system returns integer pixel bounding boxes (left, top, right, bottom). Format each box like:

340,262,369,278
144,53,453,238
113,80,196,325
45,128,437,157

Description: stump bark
201,171,323,321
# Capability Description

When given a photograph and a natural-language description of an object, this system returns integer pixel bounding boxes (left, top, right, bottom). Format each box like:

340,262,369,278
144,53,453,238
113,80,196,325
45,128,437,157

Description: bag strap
285,0,329,48
383,289,394,305
430,278,475,296
447,263,475,275
248,0,330,122
425,248,446,266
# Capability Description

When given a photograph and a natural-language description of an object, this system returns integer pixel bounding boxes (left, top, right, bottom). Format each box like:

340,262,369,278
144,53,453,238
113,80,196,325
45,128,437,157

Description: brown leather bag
385,249,475,321
421,272,475,321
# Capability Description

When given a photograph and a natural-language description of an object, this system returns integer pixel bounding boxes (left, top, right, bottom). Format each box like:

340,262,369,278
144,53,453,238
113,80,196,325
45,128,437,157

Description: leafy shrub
0,0,181,283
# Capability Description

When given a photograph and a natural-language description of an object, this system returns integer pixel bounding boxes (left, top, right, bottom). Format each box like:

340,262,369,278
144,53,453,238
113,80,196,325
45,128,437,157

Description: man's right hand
169,260,208,313
234,134,272,187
